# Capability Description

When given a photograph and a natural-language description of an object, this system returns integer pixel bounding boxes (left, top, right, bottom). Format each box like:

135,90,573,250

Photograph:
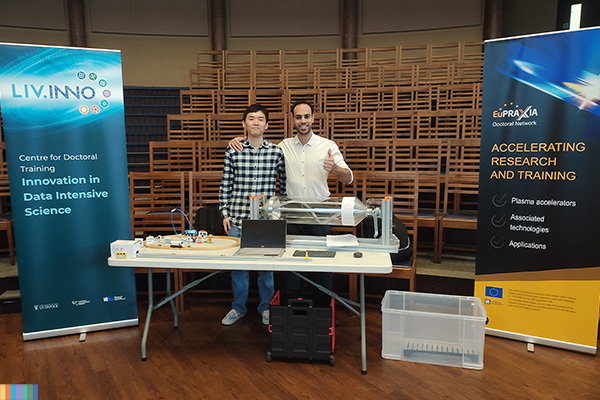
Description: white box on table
110,239,142,259
381,290,486,369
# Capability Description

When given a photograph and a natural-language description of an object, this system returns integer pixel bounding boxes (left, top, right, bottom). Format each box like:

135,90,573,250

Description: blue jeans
228,225,274,314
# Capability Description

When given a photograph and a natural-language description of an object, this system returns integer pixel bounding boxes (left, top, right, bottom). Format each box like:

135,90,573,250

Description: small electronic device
111,239,142,259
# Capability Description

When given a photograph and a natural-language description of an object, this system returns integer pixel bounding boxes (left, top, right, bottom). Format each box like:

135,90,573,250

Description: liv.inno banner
0,43,138,339
476,28,600,353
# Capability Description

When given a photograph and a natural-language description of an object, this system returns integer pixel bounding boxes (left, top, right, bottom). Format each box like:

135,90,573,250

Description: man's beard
296,125,310,135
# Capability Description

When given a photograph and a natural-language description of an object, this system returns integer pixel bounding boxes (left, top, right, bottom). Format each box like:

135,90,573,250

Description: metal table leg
141,268,153,361
360,273,367,374
165,268,178,329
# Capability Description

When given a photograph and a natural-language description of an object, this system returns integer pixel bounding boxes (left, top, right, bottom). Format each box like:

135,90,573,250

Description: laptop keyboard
293,250,337,258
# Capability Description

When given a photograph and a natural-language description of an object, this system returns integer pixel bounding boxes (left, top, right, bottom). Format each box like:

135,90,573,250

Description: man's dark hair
243,103,269,123
290,100,315,115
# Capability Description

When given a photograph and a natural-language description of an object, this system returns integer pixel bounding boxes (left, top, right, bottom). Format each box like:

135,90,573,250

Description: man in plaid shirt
219,104,286,326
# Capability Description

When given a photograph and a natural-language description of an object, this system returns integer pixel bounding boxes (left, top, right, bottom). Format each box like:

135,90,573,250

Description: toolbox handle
292,308,308,316
287,298,313,308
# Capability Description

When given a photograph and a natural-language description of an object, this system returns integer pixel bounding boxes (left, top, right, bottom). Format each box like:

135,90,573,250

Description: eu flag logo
485,286,503,298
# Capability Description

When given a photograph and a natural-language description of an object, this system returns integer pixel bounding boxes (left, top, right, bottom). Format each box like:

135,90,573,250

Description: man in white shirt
280,101,353,197
229,101,353,295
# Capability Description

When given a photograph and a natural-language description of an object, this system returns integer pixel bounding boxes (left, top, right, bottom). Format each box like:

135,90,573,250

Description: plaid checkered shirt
219,139,286,228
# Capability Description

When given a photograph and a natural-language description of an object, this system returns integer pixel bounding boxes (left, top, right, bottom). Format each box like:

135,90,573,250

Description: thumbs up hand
323,148,335,172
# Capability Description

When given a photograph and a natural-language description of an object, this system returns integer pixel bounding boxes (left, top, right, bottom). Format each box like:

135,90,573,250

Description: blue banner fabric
0,43,138,337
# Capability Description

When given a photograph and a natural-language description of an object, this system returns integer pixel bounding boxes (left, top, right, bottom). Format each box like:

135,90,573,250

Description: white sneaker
221,309,246,326
261,309,270,325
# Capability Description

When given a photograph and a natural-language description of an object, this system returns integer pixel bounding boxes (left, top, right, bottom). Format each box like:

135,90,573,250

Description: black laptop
233,219,287,257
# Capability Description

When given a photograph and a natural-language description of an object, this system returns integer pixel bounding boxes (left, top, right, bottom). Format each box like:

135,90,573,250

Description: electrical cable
170,208,195,243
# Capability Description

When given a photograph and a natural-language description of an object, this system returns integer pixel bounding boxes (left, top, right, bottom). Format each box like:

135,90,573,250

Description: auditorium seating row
196,43,484,70
180,84,482,115
167,110,481,142
147,138,479,174
191,62,484,90
192,44,484,90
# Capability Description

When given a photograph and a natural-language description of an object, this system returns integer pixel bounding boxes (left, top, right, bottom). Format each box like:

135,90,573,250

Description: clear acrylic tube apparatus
263,196,369,226
249,196,399,253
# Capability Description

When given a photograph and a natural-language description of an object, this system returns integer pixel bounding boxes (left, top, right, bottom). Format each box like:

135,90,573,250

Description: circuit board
144,235,239,251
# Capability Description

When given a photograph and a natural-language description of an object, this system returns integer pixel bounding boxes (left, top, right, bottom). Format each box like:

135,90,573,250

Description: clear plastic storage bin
381,290,486,369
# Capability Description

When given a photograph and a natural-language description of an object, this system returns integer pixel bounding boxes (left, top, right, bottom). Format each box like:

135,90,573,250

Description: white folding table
108,245,391,374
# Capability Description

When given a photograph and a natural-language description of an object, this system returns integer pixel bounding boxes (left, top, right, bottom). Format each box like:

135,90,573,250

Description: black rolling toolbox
267,290,335,365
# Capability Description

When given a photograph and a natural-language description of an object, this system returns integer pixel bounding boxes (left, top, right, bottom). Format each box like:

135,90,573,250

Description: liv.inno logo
11,83,96,100
10,70,112,116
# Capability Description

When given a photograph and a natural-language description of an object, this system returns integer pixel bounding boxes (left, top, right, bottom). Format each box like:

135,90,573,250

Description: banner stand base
23,318,139,341
486,327,597,355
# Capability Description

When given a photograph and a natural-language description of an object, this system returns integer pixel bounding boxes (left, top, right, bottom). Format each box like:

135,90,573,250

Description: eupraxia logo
492,101,538,127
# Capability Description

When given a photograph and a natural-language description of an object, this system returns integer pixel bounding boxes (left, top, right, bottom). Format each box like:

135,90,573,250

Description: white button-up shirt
278,133,353,199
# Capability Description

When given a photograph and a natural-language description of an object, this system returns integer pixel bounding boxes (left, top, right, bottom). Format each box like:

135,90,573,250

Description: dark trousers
283,224,333,291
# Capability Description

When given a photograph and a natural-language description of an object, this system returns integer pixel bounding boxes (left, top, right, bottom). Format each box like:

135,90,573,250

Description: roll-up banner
0,43,138,339
476,28,600,353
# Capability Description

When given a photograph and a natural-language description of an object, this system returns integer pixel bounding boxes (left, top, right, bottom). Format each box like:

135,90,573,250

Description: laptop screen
240,219,287,249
